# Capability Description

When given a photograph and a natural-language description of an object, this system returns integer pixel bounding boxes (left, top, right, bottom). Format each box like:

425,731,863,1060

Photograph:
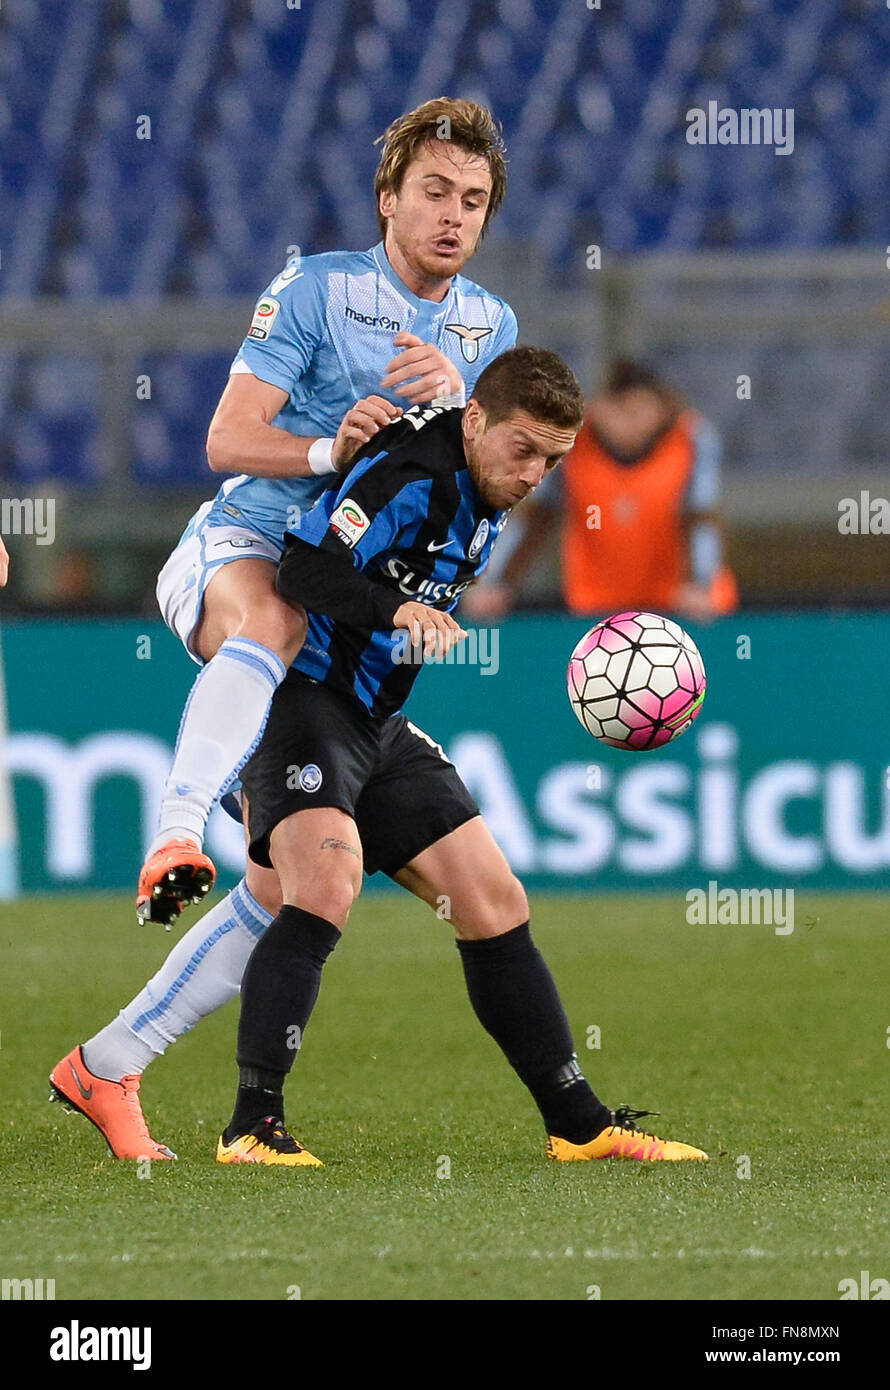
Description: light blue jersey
205,241,518,547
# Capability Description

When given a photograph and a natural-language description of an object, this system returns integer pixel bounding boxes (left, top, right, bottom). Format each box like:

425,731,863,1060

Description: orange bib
561,413,736,614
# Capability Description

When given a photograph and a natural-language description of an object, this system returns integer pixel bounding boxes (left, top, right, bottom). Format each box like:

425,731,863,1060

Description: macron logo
50,1321,151,1371
344,307,401,331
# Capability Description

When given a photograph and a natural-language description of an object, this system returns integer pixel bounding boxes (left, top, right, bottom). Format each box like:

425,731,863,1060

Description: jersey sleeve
229,259,326,394
276,435,430,628
276,532,403,629
294,435,430,573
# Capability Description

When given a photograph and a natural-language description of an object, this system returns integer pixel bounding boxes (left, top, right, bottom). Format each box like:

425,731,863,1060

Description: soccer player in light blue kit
50,99,518,1160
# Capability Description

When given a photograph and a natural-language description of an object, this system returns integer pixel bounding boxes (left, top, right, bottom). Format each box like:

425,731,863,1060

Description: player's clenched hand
393,601,467,660
0,535,9,587
381,332,463,405
332,395,403,470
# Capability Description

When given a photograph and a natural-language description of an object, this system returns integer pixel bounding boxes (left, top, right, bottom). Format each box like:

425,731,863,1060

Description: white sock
82,881,274,1081
150,638,287,852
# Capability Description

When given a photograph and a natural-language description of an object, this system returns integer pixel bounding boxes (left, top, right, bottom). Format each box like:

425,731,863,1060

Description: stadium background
1,0,887,896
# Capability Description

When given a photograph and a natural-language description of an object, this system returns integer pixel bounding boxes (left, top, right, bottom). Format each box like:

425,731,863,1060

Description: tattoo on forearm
321,836,359,859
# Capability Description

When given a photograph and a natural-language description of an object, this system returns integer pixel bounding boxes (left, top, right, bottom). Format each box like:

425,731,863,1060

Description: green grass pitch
1,891,887,1301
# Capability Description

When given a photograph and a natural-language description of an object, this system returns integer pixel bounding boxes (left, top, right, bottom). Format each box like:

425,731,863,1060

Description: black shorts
240,670,480,877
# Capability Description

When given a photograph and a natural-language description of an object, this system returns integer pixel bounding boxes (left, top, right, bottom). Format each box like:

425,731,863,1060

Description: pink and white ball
567,611,706,751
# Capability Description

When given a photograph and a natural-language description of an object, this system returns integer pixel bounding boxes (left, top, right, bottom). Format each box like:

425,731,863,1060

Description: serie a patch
247,296,281,340
330,498,371,548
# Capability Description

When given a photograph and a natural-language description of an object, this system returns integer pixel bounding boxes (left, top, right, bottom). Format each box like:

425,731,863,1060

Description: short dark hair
374,98,508,240
472,347,585,432
603,358,684,413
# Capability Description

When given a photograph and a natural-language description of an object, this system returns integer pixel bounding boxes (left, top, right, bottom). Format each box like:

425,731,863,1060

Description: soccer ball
567,611,706,751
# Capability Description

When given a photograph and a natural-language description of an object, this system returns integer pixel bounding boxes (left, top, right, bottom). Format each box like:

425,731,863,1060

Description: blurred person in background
46,550,101,611
0,544,103,612
463,359,738,622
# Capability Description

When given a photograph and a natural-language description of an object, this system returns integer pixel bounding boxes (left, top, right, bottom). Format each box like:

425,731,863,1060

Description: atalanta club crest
299,764,323,793
468,518,490,560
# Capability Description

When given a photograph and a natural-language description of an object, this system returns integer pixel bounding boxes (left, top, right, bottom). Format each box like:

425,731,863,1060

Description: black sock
456,922,611,1144
227,905,340,1138
226,1069,287,1143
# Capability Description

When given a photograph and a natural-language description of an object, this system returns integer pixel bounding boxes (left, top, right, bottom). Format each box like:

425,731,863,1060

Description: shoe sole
216,1154,323,1167
137,863,216,926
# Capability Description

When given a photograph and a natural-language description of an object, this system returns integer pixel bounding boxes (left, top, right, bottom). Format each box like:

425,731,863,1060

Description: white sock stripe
85,889,276,1079
230,878,274,937
127,916,242,1036
219,637,288,687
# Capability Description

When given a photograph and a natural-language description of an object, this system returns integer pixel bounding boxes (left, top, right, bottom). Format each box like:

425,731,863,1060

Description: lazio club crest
445,323,493,363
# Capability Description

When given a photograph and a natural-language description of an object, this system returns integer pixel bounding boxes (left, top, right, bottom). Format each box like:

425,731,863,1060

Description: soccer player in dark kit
218,346,708,1167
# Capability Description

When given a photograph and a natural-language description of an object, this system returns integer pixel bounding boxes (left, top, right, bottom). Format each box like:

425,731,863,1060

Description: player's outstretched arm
206,378,405,482
205,374,331,480
0,535,8,586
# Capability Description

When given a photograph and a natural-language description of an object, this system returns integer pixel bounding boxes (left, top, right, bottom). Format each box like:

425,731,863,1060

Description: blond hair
374,98,508,239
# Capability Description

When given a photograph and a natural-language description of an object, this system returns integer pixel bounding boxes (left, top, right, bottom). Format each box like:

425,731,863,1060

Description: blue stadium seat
0,0,885,485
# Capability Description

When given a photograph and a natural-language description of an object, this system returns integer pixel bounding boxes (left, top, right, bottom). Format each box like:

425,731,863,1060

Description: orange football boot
548,1105,708,1162
136,837,216,926
49,1045,176,1160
